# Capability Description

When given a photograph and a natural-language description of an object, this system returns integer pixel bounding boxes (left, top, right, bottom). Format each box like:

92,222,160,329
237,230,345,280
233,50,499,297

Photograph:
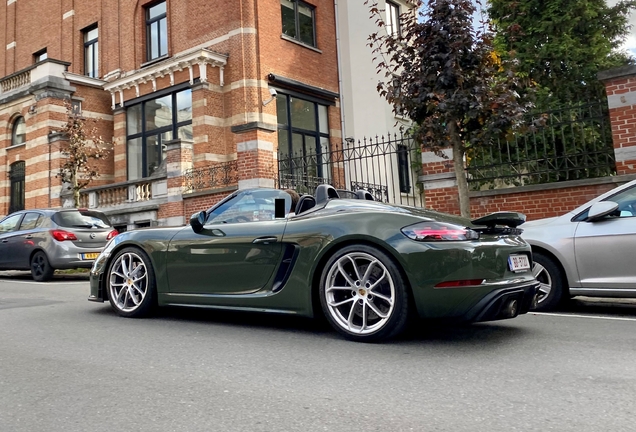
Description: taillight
435,279,485,288
401,222,480,241
106,229,119,241
50,230,78,241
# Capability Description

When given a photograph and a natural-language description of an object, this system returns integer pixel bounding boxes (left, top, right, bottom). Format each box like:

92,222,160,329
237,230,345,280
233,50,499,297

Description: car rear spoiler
471,212,526,235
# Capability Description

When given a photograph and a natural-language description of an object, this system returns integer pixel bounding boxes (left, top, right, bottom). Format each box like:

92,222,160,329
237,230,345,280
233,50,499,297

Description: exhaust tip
504,299,519,317
531,293,540,310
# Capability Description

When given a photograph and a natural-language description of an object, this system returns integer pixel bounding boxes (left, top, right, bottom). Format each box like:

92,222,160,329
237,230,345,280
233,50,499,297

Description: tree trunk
448,122,471,218
72,169,80,208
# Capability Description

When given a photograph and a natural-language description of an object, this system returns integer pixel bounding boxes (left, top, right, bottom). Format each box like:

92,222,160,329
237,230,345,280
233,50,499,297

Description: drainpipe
333,0,349,186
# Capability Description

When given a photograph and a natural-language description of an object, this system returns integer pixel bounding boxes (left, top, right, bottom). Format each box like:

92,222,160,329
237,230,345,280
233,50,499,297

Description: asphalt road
1,272,635,432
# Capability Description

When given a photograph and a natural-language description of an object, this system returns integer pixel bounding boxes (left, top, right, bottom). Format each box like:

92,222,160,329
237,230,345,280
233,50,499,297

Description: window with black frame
397,144,411,193
146,1,168,61
11,116,26,147
276,93,330,188
126,88,192,180
385,1,400,37
84,26,99,78
280,0,316,47
9,161,25,214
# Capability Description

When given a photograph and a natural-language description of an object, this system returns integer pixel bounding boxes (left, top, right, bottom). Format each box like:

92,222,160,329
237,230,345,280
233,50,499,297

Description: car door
166,189,291,295
8,212,43,269
574,185,636,290
0,213,25,269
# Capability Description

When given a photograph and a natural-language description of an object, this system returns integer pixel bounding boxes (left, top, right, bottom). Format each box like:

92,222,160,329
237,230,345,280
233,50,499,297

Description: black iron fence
277,133,424,206
184,160,238,193
466,99,615,190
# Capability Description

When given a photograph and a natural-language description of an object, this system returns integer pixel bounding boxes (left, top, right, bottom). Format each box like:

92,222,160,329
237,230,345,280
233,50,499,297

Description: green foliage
367,0,534,216
57,101,112,208
488,0,636,108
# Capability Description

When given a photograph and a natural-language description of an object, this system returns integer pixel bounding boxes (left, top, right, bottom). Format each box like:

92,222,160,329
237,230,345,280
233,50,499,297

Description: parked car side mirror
190,211,206,233
586,201,619,222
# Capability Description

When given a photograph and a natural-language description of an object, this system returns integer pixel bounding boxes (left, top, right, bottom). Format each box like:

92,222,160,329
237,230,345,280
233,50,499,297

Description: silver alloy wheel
324,252,395,335
108,252,148,312
532,262,552,303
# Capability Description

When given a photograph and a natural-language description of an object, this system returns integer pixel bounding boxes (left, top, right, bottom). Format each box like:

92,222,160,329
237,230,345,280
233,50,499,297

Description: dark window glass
84,26,99,78
8,161,25,214
280,0,316,47
146,1,168,61
0,214,22,233
277,94,330,184
19,213,41,230
11,117,26,146
34,49,47,63
126,88,192,180
52,210,112,228
386,1,400,37
397,145,411,193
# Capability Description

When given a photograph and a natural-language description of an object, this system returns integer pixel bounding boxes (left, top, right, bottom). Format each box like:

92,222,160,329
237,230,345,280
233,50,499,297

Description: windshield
52,210,112,228
206,189,291,224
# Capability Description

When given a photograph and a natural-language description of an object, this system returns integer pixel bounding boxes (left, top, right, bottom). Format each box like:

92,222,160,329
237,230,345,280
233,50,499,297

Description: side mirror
586,201,619,222
190,211,206,233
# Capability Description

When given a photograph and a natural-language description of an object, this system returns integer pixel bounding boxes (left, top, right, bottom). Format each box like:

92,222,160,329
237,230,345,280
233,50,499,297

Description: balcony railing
79,177,167,209
0,59,70,95
184,160,238,193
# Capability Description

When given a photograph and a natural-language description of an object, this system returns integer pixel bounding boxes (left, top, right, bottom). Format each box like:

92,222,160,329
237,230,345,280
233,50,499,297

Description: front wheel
319,245,409,342
532,252,566,312
107,247,157,318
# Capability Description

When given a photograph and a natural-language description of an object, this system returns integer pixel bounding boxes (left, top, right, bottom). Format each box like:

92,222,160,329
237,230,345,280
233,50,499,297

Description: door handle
252,236,278,244
24,235,33,239
1,239,7,243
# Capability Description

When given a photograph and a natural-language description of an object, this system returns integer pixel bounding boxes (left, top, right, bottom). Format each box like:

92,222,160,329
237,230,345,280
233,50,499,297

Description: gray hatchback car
0,208,118,281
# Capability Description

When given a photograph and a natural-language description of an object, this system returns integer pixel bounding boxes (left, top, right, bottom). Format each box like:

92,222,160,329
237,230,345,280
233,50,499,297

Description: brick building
1,0,342,228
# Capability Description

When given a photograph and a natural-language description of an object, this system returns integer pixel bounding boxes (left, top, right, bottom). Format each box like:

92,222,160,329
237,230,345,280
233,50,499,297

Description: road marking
531,312,636,322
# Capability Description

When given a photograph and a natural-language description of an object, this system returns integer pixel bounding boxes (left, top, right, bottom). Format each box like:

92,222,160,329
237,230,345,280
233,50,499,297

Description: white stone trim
423,178,457,190
422,148,453,163
193,153,237,163
237,140,273,152
64,72,105,88
615,146,636,162
238,178,275,189
7,0,16,5
62,10,75,19
6,41,16,50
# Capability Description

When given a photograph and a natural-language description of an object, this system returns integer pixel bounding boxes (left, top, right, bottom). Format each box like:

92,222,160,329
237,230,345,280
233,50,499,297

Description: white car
521,179,636,311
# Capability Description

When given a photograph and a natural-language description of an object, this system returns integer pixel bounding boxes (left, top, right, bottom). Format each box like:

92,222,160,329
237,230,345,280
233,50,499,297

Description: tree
57,101,111,208
367,0,533,217
488,0,636,107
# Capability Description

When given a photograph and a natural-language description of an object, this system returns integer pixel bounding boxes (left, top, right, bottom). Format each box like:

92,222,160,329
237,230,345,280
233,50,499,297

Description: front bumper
88,271,105,303
464,281,539,323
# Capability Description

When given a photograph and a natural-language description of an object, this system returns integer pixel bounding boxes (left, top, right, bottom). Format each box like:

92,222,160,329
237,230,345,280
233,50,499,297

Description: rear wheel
31,251,54,282
532,252,566,312
107,247,156,318
319,245,409,342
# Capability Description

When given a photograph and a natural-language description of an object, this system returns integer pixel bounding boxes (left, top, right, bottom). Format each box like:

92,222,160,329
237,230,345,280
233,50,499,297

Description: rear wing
471,212,526,235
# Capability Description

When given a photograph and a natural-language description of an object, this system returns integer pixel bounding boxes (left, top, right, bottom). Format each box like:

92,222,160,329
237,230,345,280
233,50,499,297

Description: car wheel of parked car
31,251,54,282
319,245,409,342
31,251,55,282
107,247,156,318
532,252,566,312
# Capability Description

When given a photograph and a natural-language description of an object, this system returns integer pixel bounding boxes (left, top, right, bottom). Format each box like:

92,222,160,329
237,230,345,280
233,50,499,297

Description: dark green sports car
89,185,539,342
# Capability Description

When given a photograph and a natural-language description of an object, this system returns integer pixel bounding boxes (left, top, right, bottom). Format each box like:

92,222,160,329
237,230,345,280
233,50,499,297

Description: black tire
106,247,157,318
31,251,54,282
319,245,409,342
532,252,567,312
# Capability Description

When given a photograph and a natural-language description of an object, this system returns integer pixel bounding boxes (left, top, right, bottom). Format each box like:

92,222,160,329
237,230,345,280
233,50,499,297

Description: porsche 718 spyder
89,185,539,342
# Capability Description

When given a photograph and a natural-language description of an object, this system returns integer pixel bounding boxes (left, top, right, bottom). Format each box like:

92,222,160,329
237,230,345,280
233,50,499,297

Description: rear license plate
81,252,100,260
508,254,530,272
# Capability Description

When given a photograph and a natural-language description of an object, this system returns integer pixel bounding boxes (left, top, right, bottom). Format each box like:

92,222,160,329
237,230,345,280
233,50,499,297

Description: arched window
11,116,26,146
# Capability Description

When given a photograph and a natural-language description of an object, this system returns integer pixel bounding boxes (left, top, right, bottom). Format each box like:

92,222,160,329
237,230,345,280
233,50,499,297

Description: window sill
141,54,171,69
280,35,322,53
7,143,26,150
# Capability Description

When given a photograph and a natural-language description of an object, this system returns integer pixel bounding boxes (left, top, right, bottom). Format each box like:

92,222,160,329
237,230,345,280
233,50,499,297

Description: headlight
401,221,480,241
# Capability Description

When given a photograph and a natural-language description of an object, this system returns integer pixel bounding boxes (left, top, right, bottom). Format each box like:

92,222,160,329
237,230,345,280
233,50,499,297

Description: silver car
0,208,118,282
522,179,636,311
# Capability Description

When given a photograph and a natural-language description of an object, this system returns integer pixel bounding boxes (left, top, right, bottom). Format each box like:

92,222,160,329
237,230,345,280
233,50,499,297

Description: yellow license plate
82,253,100,260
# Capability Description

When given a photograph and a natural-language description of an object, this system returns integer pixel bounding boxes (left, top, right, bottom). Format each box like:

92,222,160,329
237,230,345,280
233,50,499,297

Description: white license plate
508,254,530,272
81,252,100,260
